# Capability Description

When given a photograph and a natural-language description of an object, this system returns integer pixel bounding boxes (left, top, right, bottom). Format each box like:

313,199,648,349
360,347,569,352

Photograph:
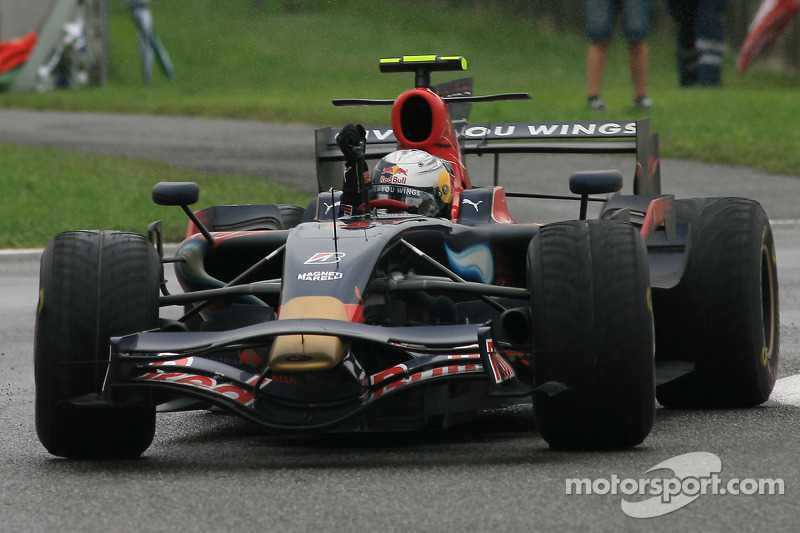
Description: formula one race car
34,55,779,459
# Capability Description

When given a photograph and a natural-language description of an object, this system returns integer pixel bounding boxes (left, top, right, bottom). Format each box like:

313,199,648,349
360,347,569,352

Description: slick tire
35,231,160,459
529,220,655,450
655,198,779,408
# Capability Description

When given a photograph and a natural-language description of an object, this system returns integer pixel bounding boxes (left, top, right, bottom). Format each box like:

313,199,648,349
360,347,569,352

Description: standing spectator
122,0,176,83
696,0,728,85
585,0,654,111
666,0,700,86
667,0,728,86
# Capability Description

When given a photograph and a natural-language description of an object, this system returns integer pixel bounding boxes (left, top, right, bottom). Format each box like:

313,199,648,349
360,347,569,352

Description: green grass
2,0,800,248
0,145,310,248
5,0,800,162
4,0,797,171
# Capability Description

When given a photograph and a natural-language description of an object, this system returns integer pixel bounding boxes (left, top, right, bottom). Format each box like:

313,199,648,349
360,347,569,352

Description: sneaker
634,96,653,109
587,95,606,111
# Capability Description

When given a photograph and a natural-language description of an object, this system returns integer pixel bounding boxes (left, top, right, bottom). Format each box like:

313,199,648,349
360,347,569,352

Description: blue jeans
586,0,653,42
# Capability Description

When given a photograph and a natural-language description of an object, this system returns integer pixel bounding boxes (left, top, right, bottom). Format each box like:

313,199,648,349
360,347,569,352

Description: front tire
529,220,655,450
35,231,160,459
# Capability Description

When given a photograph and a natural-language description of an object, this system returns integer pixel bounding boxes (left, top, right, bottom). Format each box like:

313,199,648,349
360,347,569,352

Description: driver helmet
368,150,454,217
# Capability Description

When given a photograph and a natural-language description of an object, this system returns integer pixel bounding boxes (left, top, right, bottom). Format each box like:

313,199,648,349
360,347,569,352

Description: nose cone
269,296,350,372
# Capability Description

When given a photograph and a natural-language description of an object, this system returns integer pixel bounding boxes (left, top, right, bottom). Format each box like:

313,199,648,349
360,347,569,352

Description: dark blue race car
34,55,779,459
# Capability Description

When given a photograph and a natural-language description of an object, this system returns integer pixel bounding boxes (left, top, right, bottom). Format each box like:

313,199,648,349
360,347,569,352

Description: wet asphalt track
1,109,799,532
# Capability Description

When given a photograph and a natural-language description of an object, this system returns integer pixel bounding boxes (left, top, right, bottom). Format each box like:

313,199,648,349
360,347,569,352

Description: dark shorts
586,0,653,42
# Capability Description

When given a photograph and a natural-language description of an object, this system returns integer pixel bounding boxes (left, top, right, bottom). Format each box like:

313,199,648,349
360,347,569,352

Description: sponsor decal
304,252,345,264
338,121,636,145
460,122,637,139
350,122,637,144
297,271,344,281
462,198,483,212
373,184,422,197
379,164,408,184
370,354,481,387
365,128,395,141
445,243,495,284
370,364,409,387
137,367,258,406
370,364,481,400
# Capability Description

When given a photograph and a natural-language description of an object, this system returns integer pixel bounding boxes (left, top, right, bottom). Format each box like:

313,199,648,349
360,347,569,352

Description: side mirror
569,170,623,220
152,181,214,245
569,170,623,196
152,182,199,206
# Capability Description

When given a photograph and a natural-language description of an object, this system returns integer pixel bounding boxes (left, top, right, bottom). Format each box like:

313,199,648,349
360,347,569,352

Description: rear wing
314,118,660,196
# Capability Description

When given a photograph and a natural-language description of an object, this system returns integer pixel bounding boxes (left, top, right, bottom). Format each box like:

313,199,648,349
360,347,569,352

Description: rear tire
529,220,655,450
655,198,779,408
35,231,160,459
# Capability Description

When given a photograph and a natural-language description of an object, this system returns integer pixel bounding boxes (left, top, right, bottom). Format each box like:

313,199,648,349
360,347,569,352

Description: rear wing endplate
315,118,660,195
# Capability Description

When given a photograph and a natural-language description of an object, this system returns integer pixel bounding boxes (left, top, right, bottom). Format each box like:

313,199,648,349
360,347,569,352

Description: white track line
769,375,800,407
769,219,800,226
0,249,42,255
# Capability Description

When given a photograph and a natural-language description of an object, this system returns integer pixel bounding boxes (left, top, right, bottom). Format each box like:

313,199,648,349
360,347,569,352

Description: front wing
99,321,525,432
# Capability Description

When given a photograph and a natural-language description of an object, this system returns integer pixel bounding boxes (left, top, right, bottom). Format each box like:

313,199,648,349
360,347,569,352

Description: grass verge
0,144,311,248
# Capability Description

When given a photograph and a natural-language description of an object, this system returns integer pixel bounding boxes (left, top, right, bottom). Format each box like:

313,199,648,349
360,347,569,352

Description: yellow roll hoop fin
379,55,467,73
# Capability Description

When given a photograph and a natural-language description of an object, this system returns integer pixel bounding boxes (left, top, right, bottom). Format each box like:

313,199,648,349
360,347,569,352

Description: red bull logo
379,165,408,184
